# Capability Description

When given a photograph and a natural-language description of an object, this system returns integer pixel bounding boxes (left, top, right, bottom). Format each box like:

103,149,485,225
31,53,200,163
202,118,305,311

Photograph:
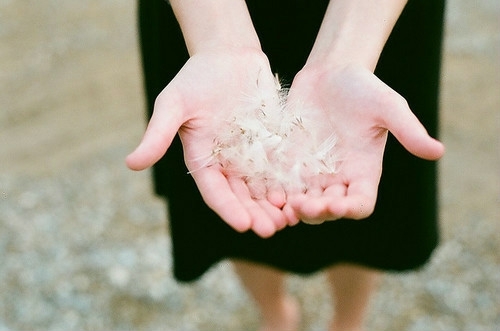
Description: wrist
170,0,261,55
305,0,407,72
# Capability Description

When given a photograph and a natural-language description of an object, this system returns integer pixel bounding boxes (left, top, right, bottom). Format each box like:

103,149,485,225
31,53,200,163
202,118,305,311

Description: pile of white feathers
203,75,339,198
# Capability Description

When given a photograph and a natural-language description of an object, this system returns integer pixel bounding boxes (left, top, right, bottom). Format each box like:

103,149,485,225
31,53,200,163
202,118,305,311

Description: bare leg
232,259,300,331
327,264,381,331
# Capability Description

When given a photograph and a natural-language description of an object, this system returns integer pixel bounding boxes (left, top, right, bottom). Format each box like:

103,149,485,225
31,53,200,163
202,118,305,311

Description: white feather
203,73,339,198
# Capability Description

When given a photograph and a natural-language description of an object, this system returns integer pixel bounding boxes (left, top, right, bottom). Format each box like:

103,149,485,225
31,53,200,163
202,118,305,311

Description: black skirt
138,0,446,282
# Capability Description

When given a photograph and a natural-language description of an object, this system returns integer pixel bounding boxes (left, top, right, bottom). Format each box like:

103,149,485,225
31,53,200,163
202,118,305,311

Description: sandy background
1,0,499,330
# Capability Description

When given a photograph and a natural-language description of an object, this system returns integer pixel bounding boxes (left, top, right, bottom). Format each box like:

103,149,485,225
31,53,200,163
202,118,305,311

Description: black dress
137,0,446,282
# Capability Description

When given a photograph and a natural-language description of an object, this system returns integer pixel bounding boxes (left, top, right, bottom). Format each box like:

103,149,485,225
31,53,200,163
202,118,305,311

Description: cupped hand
283,64,445,223
126,48,298,237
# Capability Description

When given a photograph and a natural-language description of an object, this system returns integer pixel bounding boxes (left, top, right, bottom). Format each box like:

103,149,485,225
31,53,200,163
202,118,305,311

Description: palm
284,65,444,223
126,49,296,237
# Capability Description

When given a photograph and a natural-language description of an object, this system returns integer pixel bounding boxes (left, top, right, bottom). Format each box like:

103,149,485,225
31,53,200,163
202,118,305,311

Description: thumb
126,91,185,171
385,99,445,161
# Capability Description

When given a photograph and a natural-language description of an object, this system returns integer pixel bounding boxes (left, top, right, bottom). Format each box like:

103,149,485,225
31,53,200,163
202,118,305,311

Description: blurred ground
0,1,499,330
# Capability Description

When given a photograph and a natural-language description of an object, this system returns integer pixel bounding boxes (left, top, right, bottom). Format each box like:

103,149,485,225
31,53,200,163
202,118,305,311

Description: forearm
306,0,408,71
169,0,261,55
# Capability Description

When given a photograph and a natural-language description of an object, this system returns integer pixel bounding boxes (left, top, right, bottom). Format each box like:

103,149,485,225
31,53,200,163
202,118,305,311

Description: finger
291,177,375,222
257,199,288,231
126,90,185,171
327,178,377,220
385,97,445,161
191,168,253,233
301,218,326,225
282,204,301,226
245,181,289,230
292,175,343,223
302,173,330,199
287,192,341,223
297,175,347,216
227,177,278,238
331,195,374,220
266,184,286,209
245,181,290,230
323,181,348,198
267,185,300,229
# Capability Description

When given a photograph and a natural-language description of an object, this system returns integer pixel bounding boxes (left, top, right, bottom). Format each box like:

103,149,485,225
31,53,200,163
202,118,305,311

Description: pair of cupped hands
126,48,444,238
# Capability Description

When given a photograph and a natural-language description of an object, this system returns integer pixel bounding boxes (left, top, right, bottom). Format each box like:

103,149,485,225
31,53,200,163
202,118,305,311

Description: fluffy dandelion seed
203,74,340,198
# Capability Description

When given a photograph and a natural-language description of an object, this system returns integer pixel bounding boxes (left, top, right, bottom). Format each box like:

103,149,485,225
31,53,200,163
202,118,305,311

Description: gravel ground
1,1,499,330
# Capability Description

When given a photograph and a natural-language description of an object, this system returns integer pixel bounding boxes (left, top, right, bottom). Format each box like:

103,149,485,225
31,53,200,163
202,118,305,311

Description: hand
126,48,298,237
283,64,445,223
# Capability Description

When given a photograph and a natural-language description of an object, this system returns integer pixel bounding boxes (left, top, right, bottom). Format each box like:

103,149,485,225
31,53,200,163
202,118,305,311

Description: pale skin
126,0,444,232
285,0,444,224
126,0,445,330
